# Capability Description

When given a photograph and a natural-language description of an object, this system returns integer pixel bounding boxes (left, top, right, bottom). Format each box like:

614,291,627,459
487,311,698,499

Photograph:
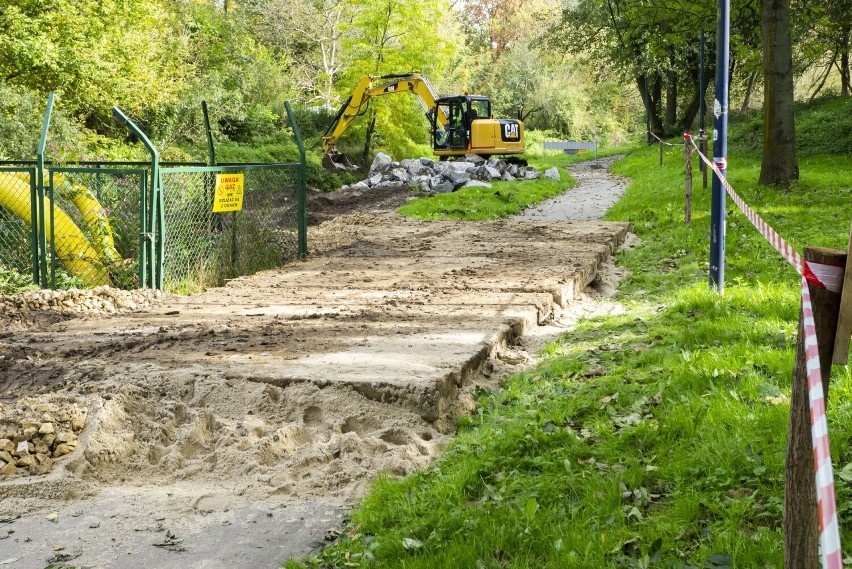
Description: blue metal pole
700,30,706,132
709,0,729,292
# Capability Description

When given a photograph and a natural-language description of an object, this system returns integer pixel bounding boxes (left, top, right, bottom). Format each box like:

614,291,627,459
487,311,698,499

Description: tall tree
760,0,799,186
244,0,352,108
337,0,459,163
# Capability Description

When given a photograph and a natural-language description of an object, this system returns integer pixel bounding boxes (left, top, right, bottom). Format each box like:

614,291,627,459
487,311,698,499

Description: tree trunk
636,73,664,138
841,27,851,96
740,70,758,112
666,69,678,129
759,0,799,186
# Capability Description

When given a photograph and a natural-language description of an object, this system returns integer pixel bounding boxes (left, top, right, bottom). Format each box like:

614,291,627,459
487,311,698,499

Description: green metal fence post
284,101,307,259
202,101,216,167
112,107,162,289
139,171,148,288
28,167,39,286
36,93,54,288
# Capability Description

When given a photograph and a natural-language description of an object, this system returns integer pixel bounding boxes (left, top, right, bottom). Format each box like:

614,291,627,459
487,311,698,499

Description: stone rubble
341,153,542,195
0,396,88,478
0,285,163,317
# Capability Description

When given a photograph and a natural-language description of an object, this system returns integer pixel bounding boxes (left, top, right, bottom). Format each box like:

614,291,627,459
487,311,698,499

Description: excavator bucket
322,149,358,172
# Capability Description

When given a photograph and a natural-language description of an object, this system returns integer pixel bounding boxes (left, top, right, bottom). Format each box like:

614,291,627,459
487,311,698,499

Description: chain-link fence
0,167,37,292
160,164,300,293
0,99,306,293
47,167,148,290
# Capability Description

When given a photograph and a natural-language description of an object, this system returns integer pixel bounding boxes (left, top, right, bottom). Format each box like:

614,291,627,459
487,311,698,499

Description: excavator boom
322,72,446,157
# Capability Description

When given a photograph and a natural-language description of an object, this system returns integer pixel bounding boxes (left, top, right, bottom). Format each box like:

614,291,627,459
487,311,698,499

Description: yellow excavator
322,72,525,170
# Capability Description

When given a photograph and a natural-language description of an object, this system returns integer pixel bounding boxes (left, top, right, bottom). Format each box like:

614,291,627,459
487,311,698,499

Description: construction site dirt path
0,159,630,568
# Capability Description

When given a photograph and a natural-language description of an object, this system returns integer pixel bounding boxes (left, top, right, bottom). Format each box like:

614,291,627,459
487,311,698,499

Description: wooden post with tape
785,246,847,569
684,134,693,223
832,222,852,364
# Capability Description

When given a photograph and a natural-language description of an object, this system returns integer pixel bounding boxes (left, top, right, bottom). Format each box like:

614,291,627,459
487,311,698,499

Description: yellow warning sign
213,173,244,212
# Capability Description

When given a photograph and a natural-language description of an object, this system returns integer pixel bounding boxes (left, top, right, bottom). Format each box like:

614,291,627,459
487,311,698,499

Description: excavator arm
322,72,448,160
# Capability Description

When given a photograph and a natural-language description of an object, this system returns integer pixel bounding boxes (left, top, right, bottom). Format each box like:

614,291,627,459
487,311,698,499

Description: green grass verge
286,121,852,568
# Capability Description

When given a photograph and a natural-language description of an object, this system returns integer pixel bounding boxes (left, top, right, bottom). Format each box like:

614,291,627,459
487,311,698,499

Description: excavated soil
0,159,632,568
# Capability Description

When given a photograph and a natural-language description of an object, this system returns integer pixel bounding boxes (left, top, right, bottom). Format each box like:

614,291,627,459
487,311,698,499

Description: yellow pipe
0,173,109,286
11,171,119,263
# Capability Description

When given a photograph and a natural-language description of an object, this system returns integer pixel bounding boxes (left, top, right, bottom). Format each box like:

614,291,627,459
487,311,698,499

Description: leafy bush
0,82,86,161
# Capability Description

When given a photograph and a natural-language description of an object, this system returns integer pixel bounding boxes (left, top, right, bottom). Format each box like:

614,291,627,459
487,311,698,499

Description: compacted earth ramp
0,213,629,568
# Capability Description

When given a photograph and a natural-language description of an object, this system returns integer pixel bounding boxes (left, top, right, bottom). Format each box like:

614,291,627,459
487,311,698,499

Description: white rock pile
0,285,162,317
0,396,87,478
341,153,547,195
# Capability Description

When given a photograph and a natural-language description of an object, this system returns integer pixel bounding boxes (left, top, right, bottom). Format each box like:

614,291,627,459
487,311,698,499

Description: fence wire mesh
161,165,300,293
0,168,36,292
47,168,147,290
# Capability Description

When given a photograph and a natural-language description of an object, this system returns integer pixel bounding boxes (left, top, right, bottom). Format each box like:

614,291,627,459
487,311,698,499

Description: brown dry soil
0,165,630,568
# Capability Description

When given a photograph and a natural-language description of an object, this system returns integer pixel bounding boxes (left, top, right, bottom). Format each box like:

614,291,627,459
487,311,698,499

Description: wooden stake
684,136,693,223
832,222,852,364
785,246,846,569
659,138,664,167
700,134,708,189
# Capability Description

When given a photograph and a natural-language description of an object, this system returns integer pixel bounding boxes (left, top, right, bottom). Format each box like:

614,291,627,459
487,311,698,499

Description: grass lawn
286,102,852,568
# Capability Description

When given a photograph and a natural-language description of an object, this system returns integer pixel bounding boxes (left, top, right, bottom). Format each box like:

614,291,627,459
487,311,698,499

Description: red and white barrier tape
686,133,844,568
802,278,843,569
648,131,679,147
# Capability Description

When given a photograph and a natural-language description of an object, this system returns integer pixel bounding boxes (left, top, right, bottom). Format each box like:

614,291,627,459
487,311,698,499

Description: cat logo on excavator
503,122,520,139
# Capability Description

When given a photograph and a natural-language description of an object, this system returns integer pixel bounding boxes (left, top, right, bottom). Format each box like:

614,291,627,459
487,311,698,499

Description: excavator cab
432,96,491,152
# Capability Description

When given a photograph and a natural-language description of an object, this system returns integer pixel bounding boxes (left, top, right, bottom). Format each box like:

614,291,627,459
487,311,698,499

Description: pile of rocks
341,153,561,195
0,397,87,478
0,285,162,317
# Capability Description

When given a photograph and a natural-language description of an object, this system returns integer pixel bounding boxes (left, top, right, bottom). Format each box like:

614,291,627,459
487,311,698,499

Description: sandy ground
0,158,632,568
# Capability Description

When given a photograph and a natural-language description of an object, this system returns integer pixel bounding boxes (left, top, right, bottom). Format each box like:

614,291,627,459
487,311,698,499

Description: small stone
45,512,59,523
369,152,393,175
34,443,49,455
39,423,55,435
53,443,76,458
71,415,86,432
389,168,410,183
447,161,476,173
483,166,502,180
544,167,561,181
21,427,38,439
0,451,15,466
0,461,15,476
350,181,369,191
55,431,75,444
0,439,13,452
464,154,486,165
15,441,30,456
29,456,52,475
444,169,471,186
429,176,454,194
368,174,383,186
15,454,35,468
